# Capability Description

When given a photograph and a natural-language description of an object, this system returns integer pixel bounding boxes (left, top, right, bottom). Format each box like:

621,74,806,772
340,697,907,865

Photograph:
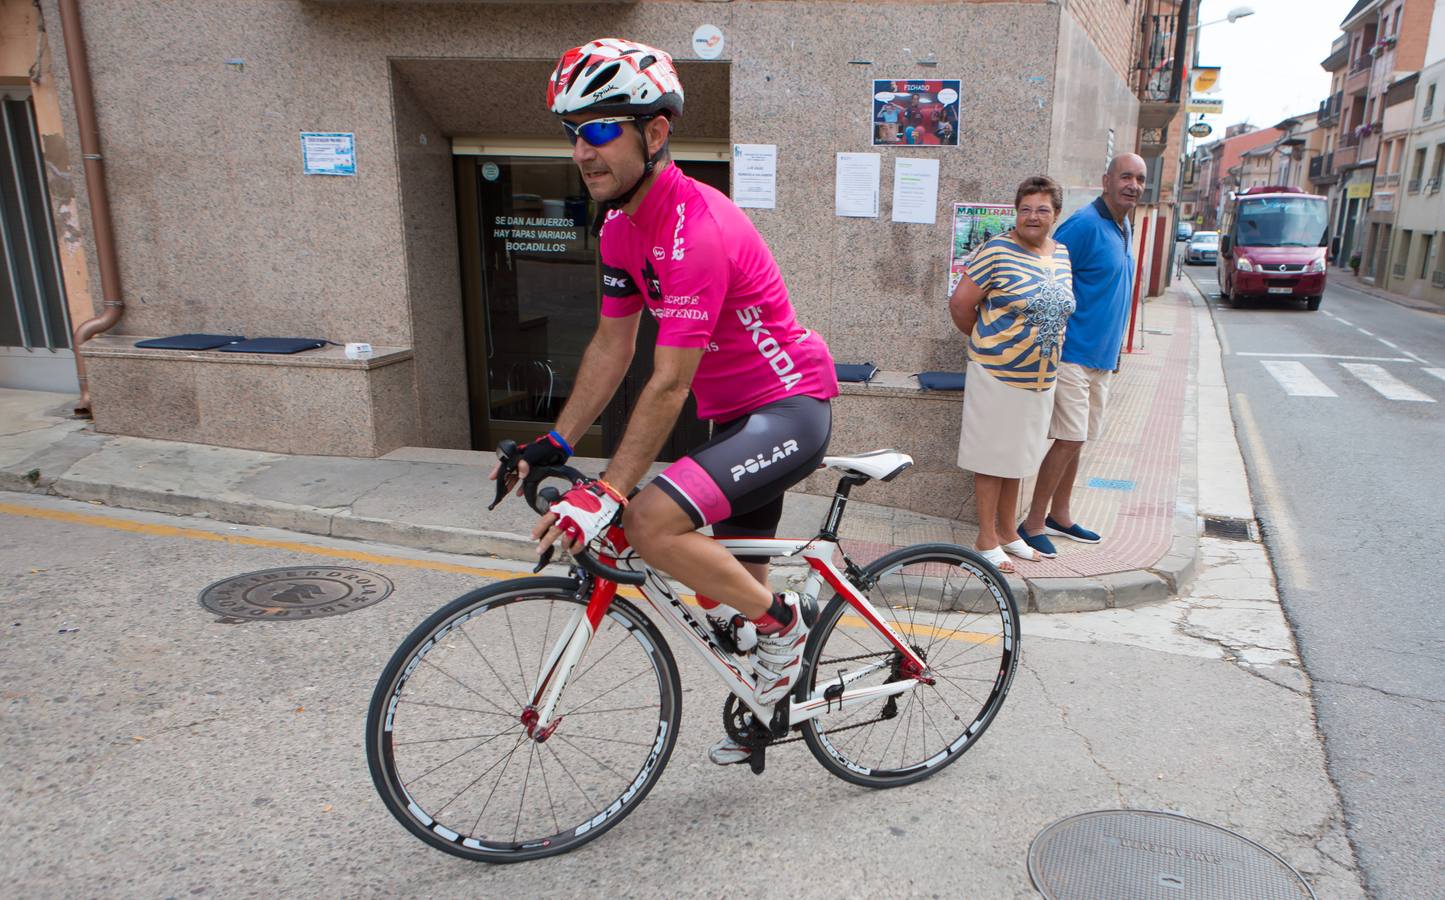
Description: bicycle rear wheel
366,577,681,862
800,543,1019,788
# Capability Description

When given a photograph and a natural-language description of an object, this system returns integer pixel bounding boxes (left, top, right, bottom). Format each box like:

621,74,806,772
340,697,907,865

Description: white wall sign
891,157,939,224
692,24,724,60
835,153,881,218
301,132,356,176
733,144,777,209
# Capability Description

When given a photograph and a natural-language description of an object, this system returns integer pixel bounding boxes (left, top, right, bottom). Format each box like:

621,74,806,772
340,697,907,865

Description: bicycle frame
523,531,933,739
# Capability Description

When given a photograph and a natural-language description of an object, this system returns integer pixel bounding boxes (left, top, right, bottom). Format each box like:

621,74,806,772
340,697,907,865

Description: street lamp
1191,6,1256,32
1168,5,1254,281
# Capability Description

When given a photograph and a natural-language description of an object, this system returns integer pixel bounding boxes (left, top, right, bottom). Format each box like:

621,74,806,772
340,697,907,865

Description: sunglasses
563,116,638,148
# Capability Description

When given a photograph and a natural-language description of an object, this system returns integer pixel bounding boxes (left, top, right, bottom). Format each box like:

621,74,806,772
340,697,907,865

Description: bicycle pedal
749,746,766,775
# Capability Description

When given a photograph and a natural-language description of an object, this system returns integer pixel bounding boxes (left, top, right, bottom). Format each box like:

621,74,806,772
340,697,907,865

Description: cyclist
491,38,839,765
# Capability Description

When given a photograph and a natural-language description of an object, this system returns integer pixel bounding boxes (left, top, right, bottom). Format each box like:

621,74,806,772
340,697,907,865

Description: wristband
548,430,574,458
594,479,628,506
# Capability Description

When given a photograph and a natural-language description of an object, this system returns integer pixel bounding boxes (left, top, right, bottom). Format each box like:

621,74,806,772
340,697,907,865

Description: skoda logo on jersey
652,246,666,261
737,305,803,390
672,203,687,260
730,440,799,482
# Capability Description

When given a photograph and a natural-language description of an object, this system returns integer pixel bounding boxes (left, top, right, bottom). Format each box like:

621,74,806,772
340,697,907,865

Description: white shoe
753,591,811,706
708,735,751,766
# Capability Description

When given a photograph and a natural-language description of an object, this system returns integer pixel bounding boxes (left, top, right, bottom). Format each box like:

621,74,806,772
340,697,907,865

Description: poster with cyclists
948,202,1016,295
872,79,960,146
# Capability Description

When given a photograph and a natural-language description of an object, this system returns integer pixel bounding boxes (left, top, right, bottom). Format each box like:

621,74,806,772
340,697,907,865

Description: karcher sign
1186,96,1224,115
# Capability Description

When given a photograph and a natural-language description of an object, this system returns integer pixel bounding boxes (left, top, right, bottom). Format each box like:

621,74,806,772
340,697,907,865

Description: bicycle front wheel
801,543,1019,788
366,577,681,862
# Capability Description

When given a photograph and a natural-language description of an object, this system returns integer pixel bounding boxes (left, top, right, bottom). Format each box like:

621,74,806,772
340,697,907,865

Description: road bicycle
366,445,1020,862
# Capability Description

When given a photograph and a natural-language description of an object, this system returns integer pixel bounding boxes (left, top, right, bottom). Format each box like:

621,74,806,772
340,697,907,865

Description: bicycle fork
522,577,619,741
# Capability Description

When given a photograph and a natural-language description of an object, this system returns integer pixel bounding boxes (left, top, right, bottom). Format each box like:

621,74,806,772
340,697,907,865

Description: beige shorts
1048,362,1112,442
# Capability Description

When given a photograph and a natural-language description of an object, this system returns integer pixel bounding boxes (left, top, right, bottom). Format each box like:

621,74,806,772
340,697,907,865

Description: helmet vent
580,62,621,97
637,54,657,71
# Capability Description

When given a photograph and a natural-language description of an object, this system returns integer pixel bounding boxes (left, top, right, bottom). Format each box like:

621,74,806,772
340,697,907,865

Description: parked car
1176,222,1193,241
1185,231,1219,265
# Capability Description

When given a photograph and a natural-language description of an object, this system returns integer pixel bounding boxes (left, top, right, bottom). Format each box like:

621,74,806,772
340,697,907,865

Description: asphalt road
0,493,1358,897
1182,259,1445,900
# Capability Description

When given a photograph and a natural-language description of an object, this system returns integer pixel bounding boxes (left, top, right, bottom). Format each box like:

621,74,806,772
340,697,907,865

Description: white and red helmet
547,38,684,119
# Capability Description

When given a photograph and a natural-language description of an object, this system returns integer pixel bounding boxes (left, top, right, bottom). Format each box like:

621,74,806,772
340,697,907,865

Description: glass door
456,154,727,459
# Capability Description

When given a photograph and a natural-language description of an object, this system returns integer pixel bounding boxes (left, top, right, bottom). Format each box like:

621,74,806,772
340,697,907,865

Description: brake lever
533,545,556,573
531,484,564,572
488,439,520,511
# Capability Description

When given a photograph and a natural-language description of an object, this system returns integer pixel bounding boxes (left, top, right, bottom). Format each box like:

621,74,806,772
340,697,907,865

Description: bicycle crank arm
789,678,920,725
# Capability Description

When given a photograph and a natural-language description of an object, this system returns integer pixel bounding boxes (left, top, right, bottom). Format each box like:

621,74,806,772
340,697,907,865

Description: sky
1191,0,1360,137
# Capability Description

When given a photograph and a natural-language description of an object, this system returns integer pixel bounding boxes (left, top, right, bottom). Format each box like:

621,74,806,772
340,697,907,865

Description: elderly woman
948,176,1075,573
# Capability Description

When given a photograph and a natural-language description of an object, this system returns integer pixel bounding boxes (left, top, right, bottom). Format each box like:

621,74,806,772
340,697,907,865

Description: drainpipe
59,0,123,416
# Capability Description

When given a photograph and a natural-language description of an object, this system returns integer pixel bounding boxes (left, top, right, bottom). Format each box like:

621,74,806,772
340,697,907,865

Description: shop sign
1186,97,1224,115
1188,122,1214,138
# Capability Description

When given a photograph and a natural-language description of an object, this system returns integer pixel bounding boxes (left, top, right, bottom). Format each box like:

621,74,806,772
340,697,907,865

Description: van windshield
1234,197,1329,248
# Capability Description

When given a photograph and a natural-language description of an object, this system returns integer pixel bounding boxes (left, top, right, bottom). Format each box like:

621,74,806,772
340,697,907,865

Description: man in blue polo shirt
1018,153,1145,557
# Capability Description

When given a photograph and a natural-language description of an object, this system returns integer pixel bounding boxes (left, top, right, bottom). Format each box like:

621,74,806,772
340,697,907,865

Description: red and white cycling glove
550,479,627,549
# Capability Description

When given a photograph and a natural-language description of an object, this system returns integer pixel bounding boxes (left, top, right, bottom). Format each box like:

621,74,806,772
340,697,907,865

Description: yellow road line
0,499,1002,644
0,499,530,580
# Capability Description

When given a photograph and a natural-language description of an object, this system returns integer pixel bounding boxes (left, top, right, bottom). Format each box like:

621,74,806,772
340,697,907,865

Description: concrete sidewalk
0,287,1203,613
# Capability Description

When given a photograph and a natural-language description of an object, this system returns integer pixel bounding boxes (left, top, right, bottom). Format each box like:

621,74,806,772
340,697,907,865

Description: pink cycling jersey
599,163,838,422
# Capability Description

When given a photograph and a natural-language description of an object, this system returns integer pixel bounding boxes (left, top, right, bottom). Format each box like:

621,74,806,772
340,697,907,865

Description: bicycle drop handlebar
491,440,646,587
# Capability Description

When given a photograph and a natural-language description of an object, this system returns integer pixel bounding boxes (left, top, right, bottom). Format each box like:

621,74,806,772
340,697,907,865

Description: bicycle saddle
820,449,913,482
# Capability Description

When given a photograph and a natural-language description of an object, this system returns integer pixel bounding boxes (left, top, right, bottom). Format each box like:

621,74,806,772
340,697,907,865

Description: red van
1216,186,1330,310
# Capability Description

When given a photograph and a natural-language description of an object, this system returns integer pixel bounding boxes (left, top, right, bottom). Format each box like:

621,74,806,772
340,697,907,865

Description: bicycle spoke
460,620,525,711
513,742,536,843
396,699,515,719
502,605,532,698
405,725,523,787
429,731,524,818
394,730,516,747
564,703,661,717
417,656,514,717
535,747,562,835
545,739,597,808
562,732,655,748
562,666,653,717
472,732,526,834
554,733,630,781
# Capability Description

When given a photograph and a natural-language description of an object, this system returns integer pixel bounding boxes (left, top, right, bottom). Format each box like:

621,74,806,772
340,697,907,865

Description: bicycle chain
767,651,903,746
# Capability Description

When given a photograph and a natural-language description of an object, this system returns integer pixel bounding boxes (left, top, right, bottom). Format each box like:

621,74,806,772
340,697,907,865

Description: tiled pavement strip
0,286,1200,613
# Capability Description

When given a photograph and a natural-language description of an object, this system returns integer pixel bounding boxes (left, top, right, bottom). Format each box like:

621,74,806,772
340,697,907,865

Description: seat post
820,473,869,540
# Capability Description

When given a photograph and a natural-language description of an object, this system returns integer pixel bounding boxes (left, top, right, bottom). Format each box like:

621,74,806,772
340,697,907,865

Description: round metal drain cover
1028,810,1316,900
199,566,393,621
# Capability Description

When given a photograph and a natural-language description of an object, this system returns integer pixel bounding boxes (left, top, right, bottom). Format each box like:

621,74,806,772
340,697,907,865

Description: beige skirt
956,360,1056,479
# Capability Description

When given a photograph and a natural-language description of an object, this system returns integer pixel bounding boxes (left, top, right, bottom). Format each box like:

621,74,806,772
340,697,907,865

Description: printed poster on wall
872,80,960,147
948,203,1016,296
300,132,356,176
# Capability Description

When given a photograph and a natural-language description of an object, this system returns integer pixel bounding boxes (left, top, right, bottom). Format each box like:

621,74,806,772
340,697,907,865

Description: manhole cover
1028,810,1315,900
199,567,394,621
1201,515,1256,541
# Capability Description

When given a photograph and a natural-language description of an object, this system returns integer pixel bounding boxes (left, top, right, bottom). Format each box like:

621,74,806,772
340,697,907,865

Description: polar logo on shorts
730,440,800,482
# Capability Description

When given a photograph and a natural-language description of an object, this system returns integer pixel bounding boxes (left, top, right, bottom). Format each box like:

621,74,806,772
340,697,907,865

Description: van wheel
1305,296,1322,311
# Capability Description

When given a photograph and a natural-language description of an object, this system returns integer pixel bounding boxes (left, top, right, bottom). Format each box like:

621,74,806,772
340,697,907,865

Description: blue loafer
1015,525,1057,558
1045,516,1102,544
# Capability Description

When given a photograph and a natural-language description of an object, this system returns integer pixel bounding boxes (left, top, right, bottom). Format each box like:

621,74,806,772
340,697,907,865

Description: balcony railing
1350,55,1373,74
1318,91,1344,126
1394,262,1409,279
1408,177,1422,193
1309,152,1338,182
1341,131,1361,148
1134,13,1180,102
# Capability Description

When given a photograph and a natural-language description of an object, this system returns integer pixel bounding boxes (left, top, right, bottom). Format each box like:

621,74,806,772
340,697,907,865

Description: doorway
455,146,728,459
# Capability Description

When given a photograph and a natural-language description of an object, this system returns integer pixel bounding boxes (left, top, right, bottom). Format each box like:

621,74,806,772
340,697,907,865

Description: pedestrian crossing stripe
1260,360,1336,397
1340,363,1436,402
1258,359,1438,402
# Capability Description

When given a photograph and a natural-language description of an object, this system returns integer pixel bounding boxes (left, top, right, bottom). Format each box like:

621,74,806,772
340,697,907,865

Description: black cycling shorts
654,395,832,558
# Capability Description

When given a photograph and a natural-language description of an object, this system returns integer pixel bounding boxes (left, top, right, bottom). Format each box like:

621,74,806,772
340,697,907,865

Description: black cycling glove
519,431,572,471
